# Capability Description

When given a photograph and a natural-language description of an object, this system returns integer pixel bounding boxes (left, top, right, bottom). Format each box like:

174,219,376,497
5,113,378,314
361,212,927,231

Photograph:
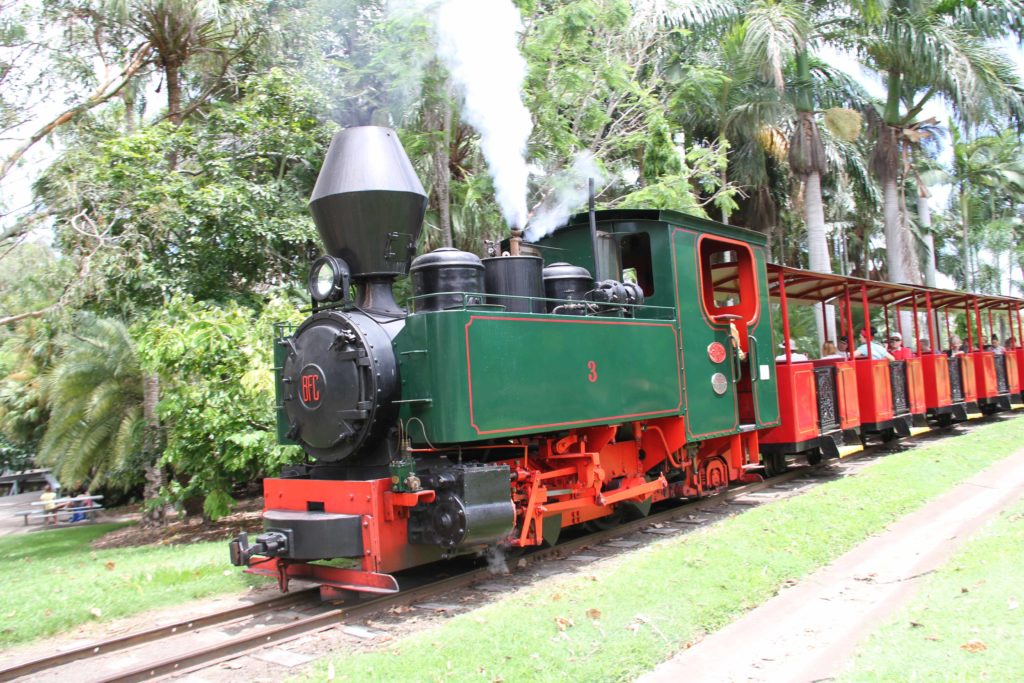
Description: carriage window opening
620,232,655,296
708,249,741,307
699,237,758,323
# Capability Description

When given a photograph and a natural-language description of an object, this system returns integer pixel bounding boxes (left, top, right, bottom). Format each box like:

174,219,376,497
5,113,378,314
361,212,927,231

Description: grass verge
0,523,268,647
303,415,1024,683
838,499,1024,681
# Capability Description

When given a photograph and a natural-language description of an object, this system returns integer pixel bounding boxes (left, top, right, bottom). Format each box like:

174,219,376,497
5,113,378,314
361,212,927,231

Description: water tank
410,248,485,312
482,256,545,313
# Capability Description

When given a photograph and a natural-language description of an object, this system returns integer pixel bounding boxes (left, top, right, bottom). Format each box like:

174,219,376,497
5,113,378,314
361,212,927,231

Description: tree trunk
882,174,905,282
123,85,137,133
719,165,729,225
805,171,829,274
141,372,166,526
805,170,836,344
165,59,183,126
919,188,936,287
960,185,971,289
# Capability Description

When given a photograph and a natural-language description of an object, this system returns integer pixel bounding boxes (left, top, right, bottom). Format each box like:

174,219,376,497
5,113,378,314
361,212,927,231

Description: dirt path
637,446,1024,683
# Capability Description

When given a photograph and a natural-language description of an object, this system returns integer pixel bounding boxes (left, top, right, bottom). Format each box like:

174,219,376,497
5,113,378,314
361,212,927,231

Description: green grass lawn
0,523,268,647
838,499,1024,682
302,415,1024,683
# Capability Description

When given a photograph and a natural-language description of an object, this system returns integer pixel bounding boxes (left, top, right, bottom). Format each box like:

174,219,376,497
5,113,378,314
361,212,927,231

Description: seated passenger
1006,336,1017,351
820,341,846,360
989,334,1005,355
775,339,809,362
854,326,895,361
947,334,965,356
919,338,933,354
887,332,914,360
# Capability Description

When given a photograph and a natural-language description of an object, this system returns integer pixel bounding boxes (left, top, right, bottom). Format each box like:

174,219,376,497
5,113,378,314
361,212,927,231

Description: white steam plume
399,0,533,229
525,152,606,241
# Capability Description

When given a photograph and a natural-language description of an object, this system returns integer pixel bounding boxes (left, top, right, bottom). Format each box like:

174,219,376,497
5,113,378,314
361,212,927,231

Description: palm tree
665,0,872,343
850,0,1024,284
105,0,251,125
39,315,144,491
948,127,1024,289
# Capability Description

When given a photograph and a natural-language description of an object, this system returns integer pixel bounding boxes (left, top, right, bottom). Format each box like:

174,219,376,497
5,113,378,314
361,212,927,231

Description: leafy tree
101,0,260,125
521,0,737,217
0,433,34,473
946,127,1024,291
38,314,144,490
850,0,1024,284
35,69,330,313
136,294,303,519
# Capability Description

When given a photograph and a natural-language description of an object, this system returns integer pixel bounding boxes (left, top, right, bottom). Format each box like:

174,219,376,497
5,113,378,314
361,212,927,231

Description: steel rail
0,590,319,680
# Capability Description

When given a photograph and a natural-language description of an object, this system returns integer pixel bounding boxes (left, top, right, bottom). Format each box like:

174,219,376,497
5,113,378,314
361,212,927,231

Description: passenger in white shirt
776,339,809,362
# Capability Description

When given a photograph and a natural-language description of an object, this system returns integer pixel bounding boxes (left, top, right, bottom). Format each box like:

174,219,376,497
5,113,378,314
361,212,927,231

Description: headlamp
309,255,351,303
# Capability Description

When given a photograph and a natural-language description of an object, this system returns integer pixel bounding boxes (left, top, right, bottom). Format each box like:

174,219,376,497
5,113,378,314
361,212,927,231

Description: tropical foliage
0,0,1022,518
37,315,144,490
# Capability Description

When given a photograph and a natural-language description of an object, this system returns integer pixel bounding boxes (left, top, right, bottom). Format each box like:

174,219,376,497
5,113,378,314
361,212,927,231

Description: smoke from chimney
396,0,533,229
525,152,607,241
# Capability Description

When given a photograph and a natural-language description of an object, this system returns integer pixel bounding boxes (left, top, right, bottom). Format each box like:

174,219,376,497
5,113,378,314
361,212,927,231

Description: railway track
1,413,1013,683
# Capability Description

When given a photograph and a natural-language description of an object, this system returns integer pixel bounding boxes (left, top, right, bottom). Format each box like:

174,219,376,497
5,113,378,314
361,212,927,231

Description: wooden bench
17,495,105,525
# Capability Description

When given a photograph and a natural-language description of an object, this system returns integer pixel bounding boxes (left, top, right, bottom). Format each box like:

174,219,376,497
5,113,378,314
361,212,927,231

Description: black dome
310,126,428,277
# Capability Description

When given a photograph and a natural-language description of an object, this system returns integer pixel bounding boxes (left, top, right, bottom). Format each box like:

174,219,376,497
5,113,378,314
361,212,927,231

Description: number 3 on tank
587,360,598,383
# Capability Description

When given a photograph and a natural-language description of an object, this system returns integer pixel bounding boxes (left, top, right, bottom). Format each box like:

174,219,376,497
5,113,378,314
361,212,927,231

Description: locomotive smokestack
309,127,427,312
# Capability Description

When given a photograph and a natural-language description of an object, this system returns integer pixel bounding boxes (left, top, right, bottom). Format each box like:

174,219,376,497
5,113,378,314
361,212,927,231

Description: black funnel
310,127,428,278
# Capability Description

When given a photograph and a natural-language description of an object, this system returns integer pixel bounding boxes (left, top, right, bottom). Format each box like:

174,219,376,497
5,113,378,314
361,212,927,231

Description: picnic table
17,494,105,525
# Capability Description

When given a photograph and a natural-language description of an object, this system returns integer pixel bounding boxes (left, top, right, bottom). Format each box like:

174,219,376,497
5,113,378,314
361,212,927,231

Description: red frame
760,363,820,447
921,353,953,410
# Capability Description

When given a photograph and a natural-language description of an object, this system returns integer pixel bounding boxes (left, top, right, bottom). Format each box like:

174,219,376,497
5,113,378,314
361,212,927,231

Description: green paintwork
749,245,781,427
273,323,298,445
394,308,683,444
537,209,779,442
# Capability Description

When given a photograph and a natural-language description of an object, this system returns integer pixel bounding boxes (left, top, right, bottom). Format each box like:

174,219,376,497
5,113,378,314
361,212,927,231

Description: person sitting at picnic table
855,326,895,361
989,334,1005,354
887,332,914,360
820,341,846,359
40,485,58,525
68,491,93,523
775,339,809,362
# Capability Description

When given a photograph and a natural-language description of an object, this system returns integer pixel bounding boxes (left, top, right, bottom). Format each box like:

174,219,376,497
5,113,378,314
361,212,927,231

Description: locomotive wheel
702,456,730,491
806,448,822,466
935,413,954,428
583,509,624,533
763,453,787,477
880,428,897,443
